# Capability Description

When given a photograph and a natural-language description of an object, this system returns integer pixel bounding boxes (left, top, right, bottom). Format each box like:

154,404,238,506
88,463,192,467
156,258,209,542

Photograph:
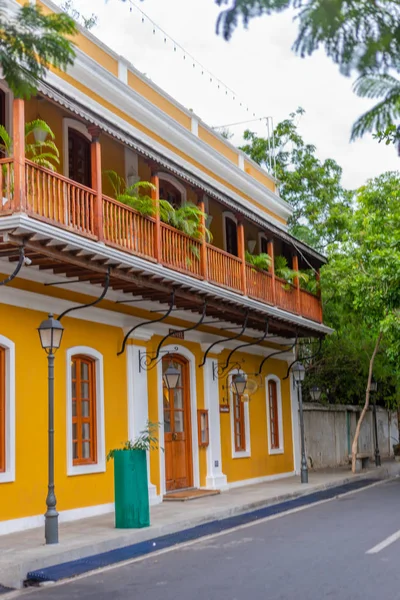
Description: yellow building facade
0,0,330,534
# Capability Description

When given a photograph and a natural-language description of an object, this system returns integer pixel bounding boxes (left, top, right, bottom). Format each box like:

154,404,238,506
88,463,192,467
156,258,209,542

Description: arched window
229,371,251,458
71,355,97,465
266,376,284,454
68,129,91,187
159,180,182,208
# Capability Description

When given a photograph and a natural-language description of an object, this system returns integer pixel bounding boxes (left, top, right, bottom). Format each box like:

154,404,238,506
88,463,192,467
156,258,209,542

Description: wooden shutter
0,347,5,472
268,380,279,449
71,355,97,465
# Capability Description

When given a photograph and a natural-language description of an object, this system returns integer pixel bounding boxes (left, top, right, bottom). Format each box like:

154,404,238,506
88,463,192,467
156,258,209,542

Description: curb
24,476,381,586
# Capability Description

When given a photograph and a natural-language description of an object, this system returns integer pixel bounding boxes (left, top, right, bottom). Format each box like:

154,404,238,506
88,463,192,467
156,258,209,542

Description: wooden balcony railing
207,245,243,292
25,160,96,237
103,194,155,259
161,222,202,277
0,160,323,323
0,158,14,213
274,277,298,314
246,264,274,305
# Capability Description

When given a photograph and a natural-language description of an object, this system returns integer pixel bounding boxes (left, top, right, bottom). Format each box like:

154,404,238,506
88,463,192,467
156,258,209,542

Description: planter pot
113,449,150,529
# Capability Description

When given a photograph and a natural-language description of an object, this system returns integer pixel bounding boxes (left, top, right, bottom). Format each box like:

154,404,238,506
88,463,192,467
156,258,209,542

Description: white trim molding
265,375,284,455
157,344,199,497
203,358,228,490
229,370,251,459
62,117,92,179
66,346,106,476
126,345,158,502
0,334,15,484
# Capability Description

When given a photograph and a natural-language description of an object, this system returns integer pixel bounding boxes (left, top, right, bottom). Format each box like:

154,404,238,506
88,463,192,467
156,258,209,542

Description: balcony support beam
151,173,161,262
237,218,247,294
267,238,276,305
292,254,301,315
89,126,104,242
197,198,208,279
13,98,26,212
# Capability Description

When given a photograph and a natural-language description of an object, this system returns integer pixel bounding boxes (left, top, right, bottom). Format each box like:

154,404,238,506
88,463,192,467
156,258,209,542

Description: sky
55,0,399,189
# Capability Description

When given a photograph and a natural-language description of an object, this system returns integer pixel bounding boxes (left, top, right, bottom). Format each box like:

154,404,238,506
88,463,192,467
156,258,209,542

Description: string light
123,0,261,119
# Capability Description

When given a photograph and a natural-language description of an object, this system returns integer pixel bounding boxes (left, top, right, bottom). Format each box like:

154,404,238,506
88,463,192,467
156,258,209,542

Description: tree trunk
351,331,383,473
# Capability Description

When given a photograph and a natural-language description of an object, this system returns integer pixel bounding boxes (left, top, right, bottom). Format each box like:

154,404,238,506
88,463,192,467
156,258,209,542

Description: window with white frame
229,372,251,458
0,335,15,484
66,347,105,476
266,375,284,454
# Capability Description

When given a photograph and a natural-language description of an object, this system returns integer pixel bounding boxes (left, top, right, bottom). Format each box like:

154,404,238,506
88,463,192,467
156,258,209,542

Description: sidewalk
1,462,398,589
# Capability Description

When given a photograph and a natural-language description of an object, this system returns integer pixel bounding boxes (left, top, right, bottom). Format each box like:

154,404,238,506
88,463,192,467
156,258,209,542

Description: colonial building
0,0,330,534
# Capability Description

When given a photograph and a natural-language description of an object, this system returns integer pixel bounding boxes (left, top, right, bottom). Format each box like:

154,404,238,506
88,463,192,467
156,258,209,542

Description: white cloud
59,0,399,188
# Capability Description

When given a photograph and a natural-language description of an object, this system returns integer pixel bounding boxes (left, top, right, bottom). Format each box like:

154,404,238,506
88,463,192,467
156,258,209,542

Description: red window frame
268,380,280,449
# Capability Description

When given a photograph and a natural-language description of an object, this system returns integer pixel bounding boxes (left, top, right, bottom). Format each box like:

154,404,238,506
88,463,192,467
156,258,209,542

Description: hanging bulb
141,16,144,23
164,37,167,43
174,46,177,51
153,28,156,34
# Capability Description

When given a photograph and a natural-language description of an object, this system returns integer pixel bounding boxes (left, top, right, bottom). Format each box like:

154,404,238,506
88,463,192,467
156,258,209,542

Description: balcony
0,158,322,324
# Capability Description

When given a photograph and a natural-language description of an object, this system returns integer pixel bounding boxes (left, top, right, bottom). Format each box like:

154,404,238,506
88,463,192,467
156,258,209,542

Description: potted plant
107,421,160,529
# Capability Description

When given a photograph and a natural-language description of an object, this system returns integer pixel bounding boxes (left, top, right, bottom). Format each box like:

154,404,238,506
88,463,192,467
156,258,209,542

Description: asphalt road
17,479,400,600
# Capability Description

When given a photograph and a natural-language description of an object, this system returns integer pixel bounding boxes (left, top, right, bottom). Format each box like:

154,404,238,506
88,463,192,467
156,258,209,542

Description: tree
0,4,76,99
240,107,352,251
351,74,400,142
322,171,400,471
61,0,98,30
215,0,400,76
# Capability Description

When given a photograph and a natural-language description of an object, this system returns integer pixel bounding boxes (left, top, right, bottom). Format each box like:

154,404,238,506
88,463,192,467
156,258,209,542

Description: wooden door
163,356,193,492
225,217,238,256
68,129,91,187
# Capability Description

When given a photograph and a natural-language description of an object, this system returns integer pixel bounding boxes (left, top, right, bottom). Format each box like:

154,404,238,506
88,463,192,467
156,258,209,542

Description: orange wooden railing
0,158,14,212
274,277,298,314
207,245,243,292
160,222,202,277
245,264,274,305
0,159,323,323
300,288,322,322
25,160,96,237
103,194,156,259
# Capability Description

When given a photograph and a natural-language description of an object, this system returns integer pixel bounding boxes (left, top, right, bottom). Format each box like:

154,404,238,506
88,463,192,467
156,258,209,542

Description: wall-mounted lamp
247,239,257,253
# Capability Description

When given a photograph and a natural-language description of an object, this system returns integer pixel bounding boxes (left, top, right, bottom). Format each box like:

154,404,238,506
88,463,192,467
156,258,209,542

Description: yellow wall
0,303,127,522
198,127,238,165
218,351,294,483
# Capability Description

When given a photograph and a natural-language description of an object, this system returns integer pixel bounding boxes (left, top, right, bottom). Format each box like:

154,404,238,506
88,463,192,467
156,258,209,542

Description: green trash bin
113,449,150,529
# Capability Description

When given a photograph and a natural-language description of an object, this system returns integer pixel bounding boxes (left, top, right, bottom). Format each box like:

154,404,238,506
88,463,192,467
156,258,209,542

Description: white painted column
126,345,159,504
204,358,228,490
289,370,301,475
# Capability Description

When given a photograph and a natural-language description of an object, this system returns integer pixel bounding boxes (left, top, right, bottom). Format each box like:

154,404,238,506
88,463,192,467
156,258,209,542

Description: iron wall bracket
57,267,111,322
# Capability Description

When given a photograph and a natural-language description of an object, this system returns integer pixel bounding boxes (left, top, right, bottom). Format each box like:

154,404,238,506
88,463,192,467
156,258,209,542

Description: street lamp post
370,378,381,467
38,314,64,545
292,362,308,483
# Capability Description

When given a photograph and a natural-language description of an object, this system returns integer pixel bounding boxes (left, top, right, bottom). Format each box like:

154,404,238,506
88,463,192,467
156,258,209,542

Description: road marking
366,529,400,554
2,478,391,600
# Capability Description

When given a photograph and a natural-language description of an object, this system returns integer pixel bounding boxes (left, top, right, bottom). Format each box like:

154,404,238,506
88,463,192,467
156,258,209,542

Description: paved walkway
1,463,398,589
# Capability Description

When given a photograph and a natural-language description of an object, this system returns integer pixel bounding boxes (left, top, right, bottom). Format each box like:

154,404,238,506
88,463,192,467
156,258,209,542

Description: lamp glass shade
292,362,306,383
247,240,257,253
38,314,64,353
33,126,48,143
310,386,322,401
163,363,181,390
232,373,247,396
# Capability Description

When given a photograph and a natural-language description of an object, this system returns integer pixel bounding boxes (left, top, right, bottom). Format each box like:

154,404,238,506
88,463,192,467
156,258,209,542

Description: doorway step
163,489,220,501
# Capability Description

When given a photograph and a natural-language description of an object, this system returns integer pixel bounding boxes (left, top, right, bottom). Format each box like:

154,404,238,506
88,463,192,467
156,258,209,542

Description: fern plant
106,421,161,461
0,119,59,171
274,255,309,287
245,250,272,271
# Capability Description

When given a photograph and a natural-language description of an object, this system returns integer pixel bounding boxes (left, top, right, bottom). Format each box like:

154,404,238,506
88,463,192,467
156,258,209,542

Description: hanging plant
245,250,272,271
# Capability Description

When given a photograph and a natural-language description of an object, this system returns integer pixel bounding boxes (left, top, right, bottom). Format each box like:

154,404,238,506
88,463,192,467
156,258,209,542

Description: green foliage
0,4,76,99
214,0,400,76
0,119,59,171
240,108,352,251
245,250,272,271
351,74,400,141
61,0,98,30
274,255,309,286
105,170,212,241
107,421,161,460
